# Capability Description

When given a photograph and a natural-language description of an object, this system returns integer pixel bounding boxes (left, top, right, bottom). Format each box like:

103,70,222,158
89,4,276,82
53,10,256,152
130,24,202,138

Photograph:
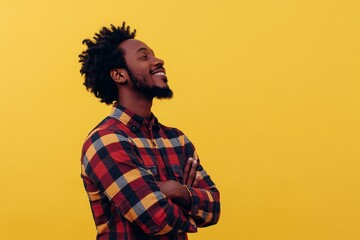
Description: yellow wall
1,0,360,239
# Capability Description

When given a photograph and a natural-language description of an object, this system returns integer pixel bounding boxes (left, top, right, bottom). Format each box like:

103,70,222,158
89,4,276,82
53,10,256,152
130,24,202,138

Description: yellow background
1,0,360,239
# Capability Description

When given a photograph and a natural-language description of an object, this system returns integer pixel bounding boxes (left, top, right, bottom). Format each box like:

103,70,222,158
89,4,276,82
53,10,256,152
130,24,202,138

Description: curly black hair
79,22,136,104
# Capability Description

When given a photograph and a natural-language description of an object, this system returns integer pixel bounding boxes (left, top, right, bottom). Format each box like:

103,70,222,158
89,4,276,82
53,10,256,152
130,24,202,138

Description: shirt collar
109,103,160,132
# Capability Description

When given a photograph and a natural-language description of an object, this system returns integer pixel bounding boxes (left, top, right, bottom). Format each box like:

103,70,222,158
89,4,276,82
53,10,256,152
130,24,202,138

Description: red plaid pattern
81,104,220,239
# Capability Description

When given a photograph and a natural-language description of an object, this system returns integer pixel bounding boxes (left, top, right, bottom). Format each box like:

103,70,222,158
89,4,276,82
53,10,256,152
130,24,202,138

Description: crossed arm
156,157,200,211
82,130,220,236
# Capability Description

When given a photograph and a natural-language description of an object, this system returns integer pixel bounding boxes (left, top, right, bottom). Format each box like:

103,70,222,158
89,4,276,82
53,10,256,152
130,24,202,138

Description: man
79,22,220,240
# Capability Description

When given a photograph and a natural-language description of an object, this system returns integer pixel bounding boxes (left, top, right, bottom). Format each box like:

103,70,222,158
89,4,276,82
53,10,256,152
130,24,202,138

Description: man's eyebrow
136,47,154,55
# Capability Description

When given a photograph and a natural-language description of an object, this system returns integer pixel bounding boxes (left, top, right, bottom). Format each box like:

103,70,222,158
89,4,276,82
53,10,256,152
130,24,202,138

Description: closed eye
139,55,148,60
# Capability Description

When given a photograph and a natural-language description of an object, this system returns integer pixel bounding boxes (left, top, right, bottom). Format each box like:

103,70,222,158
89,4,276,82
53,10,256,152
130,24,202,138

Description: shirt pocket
170,165,184,182
146,165,158,177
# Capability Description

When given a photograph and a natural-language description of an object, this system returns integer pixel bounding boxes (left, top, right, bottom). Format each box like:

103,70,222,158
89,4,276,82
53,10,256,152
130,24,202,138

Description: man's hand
183,157,201,187
156,180,185,199
156,180,191,210
155,157,202,210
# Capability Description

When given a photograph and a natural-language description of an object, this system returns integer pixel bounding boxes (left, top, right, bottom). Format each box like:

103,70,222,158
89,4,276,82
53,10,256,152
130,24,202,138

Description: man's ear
110,69,127,83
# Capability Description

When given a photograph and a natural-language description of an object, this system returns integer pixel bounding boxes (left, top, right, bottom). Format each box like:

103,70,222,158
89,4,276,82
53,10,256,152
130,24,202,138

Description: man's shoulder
159,122,183,135
84,116,129,142
158,122,191,143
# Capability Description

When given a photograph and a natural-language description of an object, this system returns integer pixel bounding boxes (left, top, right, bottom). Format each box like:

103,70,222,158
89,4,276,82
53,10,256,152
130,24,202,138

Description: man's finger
192,172,201,188
183,157,193,184
186,159,197,186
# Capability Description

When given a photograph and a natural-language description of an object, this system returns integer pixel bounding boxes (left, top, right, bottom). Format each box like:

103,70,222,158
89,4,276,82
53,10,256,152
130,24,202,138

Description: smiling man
79,23,220,240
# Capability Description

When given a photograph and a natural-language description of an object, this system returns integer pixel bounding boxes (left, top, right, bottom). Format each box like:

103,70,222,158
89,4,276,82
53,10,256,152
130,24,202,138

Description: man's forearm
156,180,192,211
156,157,201,210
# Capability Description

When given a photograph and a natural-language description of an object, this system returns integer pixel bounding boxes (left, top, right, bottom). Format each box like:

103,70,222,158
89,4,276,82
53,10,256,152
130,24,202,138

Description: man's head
113,39,173,100
79,23,172,105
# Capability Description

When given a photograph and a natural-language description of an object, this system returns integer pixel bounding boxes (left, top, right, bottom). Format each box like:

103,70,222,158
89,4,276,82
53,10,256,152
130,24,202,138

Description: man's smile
151,69,168,83
153,72,166,76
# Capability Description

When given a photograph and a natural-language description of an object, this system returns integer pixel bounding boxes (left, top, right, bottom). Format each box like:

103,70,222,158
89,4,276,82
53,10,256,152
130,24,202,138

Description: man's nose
152,56,164,67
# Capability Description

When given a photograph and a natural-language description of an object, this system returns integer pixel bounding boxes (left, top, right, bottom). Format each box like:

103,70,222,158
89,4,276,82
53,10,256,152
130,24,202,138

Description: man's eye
140,55,148,60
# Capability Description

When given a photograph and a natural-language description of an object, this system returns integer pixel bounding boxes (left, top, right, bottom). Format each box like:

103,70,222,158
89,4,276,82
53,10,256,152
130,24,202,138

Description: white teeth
153,72,166,76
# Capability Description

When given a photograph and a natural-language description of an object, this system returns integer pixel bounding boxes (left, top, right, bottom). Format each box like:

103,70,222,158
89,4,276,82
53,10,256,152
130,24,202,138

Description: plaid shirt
81,104,220,240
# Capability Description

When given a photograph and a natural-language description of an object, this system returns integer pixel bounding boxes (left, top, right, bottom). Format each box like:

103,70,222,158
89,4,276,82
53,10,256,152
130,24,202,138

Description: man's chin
153,87,173,99
138,86,173,100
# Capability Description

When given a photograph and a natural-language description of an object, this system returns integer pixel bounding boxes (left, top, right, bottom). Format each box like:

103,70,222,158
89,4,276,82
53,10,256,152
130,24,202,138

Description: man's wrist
173,185,192,211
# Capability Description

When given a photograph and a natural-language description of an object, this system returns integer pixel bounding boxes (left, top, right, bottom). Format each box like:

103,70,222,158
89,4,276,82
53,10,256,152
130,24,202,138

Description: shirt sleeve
182,135,221,227
81,129,197,236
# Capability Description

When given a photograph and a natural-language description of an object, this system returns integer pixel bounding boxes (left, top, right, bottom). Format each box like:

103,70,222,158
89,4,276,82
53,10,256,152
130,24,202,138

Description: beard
129,72,173,100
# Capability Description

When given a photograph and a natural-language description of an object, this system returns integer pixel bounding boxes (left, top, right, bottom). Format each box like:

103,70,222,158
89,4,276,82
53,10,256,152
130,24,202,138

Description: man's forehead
118,39,151,54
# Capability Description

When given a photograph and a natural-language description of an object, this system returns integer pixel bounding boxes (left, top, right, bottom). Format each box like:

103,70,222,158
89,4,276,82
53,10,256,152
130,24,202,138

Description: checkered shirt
81,104,220,239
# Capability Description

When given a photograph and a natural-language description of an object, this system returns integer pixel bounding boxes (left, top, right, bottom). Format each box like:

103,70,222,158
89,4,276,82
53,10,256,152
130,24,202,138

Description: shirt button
131,126,138,132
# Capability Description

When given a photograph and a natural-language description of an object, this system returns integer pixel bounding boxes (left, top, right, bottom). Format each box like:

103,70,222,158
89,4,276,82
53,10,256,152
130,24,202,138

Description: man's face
119,39,173,99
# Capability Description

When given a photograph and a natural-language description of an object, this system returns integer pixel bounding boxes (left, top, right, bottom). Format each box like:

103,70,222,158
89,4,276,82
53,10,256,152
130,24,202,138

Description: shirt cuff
183,185,202,215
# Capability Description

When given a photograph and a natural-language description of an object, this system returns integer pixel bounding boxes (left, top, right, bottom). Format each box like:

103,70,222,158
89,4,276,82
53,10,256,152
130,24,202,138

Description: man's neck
117,92,153,118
